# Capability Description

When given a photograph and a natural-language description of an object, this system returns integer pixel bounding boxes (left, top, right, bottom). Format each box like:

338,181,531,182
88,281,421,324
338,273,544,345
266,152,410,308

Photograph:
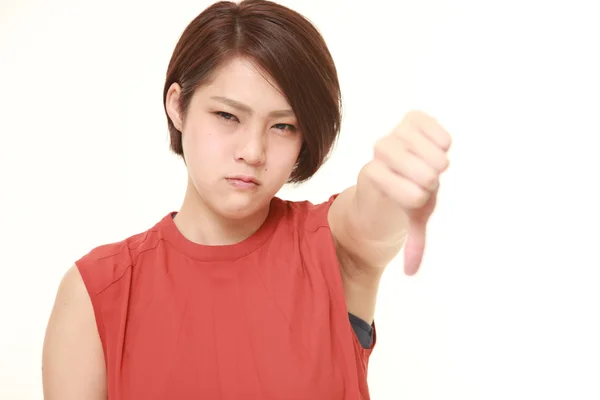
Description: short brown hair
162,0,342,183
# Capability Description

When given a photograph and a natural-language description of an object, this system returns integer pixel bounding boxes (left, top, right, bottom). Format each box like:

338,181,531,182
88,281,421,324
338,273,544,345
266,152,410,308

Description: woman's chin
214,194,270,221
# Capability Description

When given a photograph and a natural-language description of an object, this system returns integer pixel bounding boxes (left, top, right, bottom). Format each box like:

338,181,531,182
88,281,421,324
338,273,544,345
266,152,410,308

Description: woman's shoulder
74,216,168,297
274,194,339,230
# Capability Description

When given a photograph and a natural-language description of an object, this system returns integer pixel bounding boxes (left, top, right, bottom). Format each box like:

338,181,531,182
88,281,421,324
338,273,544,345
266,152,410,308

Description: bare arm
329,111,451,324
42,265,107,400
328,182,407,324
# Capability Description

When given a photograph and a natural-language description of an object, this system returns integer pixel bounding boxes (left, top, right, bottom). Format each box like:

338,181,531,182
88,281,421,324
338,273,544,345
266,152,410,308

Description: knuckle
375,136,406,161
441,135,452,150
373,137,389,157
406,109,427,120
423,172,439,190
436,156,450,172
407,187,429,209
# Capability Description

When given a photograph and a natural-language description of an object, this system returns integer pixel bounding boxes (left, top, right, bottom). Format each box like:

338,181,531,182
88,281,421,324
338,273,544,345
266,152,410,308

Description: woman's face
166,56,303,219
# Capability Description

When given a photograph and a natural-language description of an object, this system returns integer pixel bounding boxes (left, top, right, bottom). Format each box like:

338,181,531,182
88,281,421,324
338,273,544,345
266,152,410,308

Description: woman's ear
165,82,184,131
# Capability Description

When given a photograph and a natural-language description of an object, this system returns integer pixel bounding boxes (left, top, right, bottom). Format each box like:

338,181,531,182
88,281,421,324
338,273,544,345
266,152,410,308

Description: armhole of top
300,194,378,355
74,258,108,355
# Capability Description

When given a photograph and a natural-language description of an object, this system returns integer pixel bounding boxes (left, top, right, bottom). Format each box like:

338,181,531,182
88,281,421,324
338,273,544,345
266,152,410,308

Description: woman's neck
173,183,270,246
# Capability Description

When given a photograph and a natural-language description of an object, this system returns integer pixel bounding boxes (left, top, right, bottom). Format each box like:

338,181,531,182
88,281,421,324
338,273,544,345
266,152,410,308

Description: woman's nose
234,128,266,166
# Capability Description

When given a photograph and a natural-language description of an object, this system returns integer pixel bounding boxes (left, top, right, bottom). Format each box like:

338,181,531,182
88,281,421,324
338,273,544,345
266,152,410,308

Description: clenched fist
365,110,452,275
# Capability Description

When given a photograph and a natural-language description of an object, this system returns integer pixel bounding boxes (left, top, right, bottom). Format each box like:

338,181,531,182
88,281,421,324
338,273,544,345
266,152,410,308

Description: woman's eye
216,111,238,122
273,123,297,132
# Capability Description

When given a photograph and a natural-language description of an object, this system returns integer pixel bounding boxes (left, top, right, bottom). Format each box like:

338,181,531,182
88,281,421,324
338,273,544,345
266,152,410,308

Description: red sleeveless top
76,196,375,399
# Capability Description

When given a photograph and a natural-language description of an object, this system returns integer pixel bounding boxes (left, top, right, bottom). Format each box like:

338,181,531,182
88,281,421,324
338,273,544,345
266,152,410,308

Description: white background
1,0,599,399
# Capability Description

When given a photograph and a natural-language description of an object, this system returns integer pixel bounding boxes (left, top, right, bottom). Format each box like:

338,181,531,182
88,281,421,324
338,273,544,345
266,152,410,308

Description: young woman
42,1,451,399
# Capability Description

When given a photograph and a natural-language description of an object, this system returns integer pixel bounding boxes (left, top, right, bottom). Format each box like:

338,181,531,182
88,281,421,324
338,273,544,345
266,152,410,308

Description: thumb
403,220,427,275
403,191,437,275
